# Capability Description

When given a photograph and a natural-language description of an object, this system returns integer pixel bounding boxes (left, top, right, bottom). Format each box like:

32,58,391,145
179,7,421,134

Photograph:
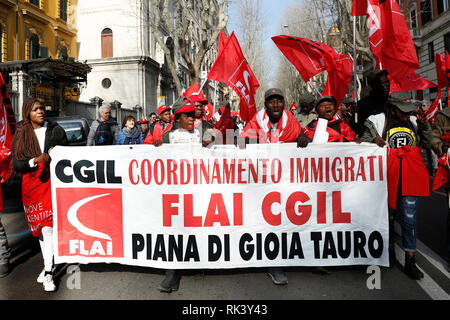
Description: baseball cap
157,105,171,115
139,118,149,124
265,88,284,101
189,94,208,104
298,93,315,106
340,97,354,105
175,102,195,114
390,98,417,113
290,103,297,110
314,96,336,110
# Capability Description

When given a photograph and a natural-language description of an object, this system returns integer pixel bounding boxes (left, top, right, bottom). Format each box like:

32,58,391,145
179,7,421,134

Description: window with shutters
60,0,68,21
29,34,40,59
437,0,449,14
30,0,40,8
101,28,113,58
428,42,434,63
420,0,432,25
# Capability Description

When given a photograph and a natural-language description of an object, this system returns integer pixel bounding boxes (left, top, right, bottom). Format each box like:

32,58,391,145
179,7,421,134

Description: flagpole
307,80,321,97
353,14,358,123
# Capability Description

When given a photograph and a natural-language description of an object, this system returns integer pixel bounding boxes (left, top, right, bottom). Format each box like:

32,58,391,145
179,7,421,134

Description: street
0,182,449,304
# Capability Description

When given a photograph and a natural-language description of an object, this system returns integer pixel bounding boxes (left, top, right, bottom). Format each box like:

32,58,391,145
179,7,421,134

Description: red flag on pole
352,0,368,16
218,30,229,56
424,88,441,125
0,72,17,182
271,36,326,82
353,0,419,82
207,32,260,122
435,53,447,89
389,73,437,93
182,82,215,121
272,35,353,106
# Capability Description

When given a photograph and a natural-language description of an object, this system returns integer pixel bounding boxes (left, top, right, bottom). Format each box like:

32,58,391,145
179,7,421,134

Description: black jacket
12,121,68,173
356,93,389,136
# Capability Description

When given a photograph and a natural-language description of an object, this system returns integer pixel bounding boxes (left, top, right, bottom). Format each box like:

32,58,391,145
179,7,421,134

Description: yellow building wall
0,0,78,62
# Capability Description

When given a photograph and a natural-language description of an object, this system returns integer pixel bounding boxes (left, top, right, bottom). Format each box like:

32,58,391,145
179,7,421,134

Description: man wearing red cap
139,118,149,138
189,94,215,136
289,103,297,115
143,105,173,146
155,100,206,293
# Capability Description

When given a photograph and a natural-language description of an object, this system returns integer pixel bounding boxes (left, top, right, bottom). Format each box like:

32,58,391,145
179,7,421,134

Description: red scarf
240,108,302,143
387,145,429,209
22,162,53,237
143,121,173,144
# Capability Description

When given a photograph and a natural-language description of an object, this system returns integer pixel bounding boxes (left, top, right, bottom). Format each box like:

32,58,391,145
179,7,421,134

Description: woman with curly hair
12,98,68,291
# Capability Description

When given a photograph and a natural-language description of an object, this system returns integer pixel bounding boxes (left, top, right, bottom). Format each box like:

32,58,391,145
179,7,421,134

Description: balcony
410,28,422,39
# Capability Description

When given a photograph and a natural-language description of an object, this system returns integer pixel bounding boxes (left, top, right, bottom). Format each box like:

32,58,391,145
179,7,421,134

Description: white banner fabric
50,143,389,268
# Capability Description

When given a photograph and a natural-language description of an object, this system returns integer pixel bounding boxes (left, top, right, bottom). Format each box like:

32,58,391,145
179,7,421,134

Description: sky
227,0,298,86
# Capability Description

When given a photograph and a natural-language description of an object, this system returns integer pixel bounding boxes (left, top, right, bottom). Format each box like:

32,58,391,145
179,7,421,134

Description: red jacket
303,116,356,142
387,145,429,209
143,121,173,144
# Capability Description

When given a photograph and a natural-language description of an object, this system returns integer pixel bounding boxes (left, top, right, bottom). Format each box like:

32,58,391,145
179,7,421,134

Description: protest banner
51,143,389,268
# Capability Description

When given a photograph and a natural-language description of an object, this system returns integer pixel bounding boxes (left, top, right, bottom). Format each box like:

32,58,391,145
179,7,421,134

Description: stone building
400,0,449,103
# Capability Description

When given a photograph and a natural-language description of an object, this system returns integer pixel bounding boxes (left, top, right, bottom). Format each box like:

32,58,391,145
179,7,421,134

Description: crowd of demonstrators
3,64,450,295
115,115,144,145
87,106,119,146
12,98,68,291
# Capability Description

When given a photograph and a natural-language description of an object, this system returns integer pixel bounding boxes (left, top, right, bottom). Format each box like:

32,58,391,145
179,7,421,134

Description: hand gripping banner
51,143,389,269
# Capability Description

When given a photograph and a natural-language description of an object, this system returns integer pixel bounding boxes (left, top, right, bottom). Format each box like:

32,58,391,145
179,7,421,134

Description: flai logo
56,188,124,258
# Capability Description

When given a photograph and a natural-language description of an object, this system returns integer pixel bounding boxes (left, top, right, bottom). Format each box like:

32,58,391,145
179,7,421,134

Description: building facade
401,0,450,103
77,0,224,122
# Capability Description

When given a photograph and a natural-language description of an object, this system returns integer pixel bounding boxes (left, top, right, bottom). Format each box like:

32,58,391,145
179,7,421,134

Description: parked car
46,115,91,146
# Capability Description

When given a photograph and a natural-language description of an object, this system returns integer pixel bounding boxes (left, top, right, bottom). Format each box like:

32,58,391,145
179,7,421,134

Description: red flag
0,72,17,182
352,0,368,16
272,36,353,106
218,30,229,56
203,102,215,121
389,73,437,93
435,53,447,89
182,82,215,121
207,32,260,122
364,0,419,82
182,82,203,98
424,88,441,125
272,36,326,82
